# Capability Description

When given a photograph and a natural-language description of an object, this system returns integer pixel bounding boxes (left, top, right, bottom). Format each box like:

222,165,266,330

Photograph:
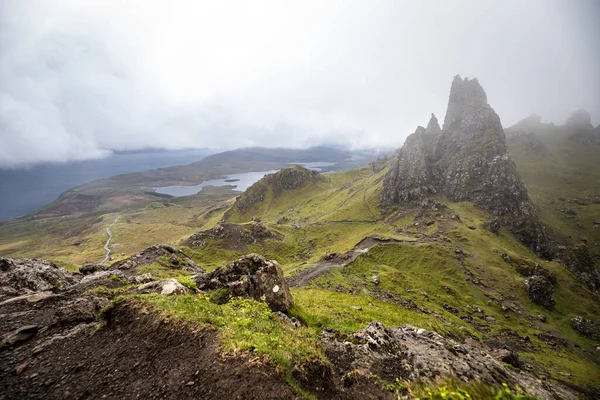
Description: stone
79,264,107,275
0,258,78,299
381,76,551,258
128,273,154,284
16,362,29,375
571,316,598,339
192,254,294,313
371,275,380,285
275,311,301,328
524,275,555,310
134,279,189,295
538,314,547,322
53,296,109,325
1,325,38,349
322,321,574,399
501,253,511,263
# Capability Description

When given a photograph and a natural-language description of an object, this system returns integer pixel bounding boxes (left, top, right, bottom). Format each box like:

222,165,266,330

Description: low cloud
1,0,599,168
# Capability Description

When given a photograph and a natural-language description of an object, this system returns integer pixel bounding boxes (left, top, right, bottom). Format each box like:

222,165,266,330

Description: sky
1,0,599,168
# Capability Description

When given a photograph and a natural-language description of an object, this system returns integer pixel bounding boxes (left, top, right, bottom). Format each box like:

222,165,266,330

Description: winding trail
287,235,417,288
101,216,120,265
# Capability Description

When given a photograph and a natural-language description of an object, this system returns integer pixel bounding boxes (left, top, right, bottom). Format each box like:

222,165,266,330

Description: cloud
1,0,599,167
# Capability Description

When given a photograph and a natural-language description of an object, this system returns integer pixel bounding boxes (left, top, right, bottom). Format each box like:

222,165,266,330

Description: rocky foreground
0,248,585,399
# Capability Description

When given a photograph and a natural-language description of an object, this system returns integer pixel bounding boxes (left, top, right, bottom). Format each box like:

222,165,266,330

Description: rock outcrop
0,258,78,300
192,254,294,312
382,76,551,257
524,275,556,310
108,244,205,276
322,321,577,400
571,315,599,340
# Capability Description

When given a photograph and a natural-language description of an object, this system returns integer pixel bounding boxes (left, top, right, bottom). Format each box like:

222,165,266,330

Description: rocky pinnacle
382,75,551,257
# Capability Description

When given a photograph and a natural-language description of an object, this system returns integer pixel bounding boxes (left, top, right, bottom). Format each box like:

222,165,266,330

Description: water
154,162,336,197
0,149,215,221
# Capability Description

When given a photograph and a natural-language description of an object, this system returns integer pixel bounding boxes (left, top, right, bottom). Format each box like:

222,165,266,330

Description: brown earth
0,301,296,400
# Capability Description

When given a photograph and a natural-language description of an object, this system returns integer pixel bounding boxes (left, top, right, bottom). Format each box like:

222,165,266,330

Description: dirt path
101,216,120,265
287,235,415,288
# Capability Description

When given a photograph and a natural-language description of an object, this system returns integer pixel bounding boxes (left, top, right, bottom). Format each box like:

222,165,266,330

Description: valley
1,78,599,399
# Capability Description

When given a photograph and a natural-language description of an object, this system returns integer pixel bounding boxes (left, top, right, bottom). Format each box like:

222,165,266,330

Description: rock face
382,76,551,257
571,316,599,339
524,275,556,310
192,254,294,312
108,244,205,275
0,258,78,300
322,321,577,400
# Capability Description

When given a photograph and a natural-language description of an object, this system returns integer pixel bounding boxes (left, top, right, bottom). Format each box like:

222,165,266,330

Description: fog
1,0,598,168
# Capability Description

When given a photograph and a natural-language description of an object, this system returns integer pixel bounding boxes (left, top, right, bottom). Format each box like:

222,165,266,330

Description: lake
154,162,335,197
0,149,215,221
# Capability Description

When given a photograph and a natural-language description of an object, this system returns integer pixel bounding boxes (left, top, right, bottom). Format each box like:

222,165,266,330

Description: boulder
524,275,555,310
53,296,109,326
1,325,38,349
0,257,78,299
79,264,108,275
571,316,598,339
192,254,294,312
133,279,189,295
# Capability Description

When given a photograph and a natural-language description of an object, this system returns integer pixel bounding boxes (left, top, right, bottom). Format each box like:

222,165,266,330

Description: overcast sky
1,0,598,168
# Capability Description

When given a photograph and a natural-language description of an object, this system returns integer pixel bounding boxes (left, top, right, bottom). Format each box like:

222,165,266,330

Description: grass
133,294,327,387
1,148,598,393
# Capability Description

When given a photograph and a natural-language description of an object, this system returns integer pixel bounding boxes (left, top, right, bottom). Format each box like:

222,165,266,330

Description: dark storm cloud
1,0,598,168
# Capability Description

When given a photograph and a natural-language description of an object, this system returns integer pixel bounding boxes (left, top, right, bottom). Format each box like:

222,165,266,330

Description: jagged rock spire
426,113,441,134
381,75,551,257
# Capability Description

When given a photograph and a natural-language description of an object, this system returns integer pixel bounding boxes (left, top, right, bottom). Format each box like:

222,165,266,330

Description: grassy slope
1,156,599,394
507,129,600,249
0,190,235,270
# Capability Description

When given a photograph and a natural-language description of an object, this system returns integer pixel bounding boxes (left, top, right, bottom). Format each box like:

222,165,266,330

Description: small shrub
176,276,198,291
209,288,231,304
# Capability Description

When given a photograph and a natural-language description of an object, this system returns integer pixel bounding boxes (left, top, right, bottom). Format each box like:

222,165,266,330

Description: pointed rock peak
443,75,489,130
566,109,591,126
426,113,441,134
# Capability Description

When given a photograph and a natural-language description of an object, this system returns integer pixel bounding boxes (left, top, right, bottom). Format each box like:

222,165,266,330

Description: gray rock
53,296,109,326
0,258,77,299
381,76,551,258
571,316,598,339
133,279,189,295
322,321,576,399
275,311,301,328
192,254,294,313
128,273,154,284
525,275,555,310
79,264,107,275
371,275,380,285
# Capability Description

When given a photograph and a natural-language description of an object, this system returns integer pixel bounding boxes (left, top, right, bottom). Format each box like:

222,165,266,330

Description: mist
1,0,598,168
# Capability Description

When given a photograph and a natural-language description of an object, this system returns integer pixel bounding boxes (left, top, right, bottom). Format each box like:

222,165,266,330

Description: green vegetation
412,382,537,400
1,144,598,395
134,294,326,390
